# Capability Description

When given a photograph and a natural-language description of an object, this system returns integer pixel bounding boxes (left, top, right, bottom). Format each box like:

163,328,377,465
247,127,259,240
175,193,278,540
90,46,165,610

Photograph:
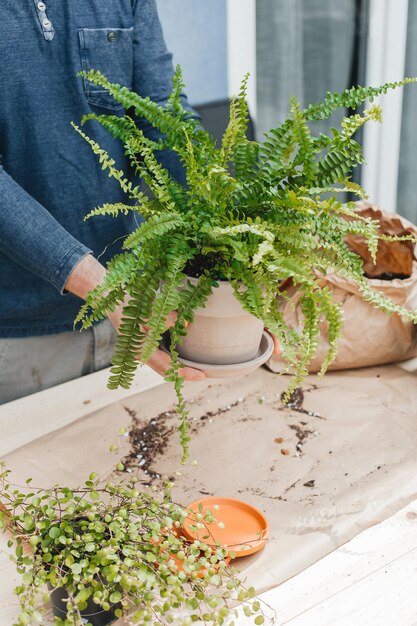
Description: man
0,1,280,404
0,0,211,405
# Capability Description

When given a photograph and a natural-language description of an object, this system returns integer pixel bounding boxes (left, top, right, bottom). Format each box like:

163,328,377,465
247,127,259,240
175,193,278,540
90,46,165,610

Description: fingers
165,311,189,330
165,310,178,328
178,366,206,381
272,335,281,356
265,329,282,356
147,348,206,381
140,311,180,334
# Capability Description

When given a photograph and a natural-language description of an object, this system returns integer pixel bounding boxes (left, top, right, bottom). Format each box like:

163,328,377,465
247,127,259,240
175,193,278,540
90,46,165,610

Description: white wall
156,0,229,105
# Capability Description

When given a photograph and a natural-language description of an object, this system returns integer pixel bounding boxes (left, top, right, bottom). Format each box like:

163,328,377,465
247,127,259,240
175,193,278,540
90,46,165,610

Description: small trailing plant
0,462,267,626
72,68,417,461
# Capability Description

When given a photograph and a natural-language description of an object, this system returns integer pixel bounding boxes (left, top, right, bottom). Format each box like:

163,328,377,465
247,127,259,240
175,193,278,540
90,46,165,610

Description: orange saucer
153,530,230,579
182,497,269,557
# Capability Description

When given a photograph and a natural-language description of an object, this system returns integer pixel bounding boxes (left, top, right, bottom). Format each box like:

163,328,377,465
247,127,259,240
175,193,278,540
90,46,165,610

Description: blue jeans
0,320,116,404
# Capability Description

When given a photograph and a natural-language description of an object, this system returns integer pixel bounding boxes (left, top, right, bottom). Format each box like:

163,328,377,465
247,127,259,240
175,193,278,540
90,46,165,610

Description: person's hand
65,255,205,381
266,329,282,357
65,255,280,379
108,306,206,381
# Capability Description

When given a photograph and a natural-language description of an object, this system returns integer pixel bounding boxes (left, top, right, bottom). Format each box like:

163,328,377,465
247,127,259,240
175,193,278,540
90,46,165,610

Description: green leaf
71,562,82,574
109,591,122,604
76,588,92,603
48,526,60,539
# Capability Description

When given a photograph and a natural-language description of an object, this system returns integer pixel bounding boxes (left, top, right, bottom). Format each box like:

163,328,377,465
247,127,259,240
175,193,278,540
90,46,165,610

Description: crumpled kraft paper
267,204,417,373
4,363,417,602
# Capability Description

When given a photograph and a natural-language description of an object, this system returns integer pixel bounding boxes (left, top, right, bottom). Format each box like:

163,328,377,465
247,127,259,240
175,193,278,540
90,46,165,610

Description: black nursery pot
48,584,120,626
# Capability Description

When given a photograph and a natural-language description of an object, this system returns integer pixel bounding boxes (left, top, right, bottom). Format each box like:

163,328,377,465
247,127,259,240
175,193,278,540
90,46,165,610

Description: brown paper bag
268,203,417,372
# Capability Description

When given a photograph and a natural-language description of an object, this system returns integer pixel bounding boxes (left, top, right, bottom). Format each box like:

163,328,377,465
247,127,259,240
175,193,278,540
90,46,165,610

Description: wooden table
1,360,417,625
234,498,417,625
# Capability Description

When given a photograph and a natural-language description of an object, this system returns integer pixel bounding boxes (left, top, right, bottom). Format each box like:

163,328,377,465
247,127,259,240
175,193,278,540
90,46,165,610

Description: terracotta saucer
160,331,274,379
182,497,269,557
153,530,231,579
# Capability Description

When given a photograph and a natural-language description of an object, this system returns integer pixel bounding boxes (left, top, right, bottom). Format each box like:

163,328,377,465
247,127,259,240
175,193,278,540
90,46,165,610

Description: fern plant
73,68,417,462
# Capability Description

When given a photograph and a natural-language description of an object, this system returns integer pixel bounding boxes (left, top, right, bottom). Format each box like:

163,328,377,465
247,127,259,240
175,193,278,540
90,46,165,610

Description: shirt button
107,31,117,43
37,1,46,10
42,18,52,29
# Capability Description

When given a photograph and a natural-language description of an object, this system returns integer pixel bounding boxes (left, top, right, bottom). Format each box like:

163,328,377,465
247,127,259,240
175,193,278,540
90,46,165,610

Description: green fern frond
164,322,189,463
303,78,417,120
140,248,188,362
125,133,178,206
219,97,240,166
356,277,417,323
84,202,141,220
210,222,275,242
234,139,260,180
166,64,187,117
235,73,250,140
123,211,186,250
78,69,202,153
379,233,417,243
81,113,137,143
74,252,142,329
316,287,344,375
290,97,317,182
108,268,160,389
297,294,320,377
71,123,143,201
257,119,296,182
175,275,215,324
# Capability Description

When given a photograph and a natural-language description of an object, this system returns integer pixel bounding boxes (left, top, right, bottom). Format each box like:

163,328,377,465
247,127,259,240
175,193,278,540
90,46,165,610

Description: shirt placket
32,0,55,41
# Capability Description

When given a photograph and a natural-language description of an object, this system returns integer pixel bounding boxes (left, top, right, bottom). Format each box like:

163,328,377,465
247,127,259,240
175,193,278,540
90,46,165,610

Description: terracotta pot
178,279,264,365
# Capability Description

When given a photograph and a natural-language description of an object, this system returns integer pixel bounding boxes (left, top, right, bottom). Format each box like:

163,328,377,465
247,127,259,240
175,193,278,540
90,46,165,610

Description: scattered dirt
303,480,315,488
190,398,243,433
282,387,304,410
289,423,316,455
237,486,283,502
365,465,383,478
280,387,325,419
120,406,176,481
284,479,300,494
118,386,324,493
238,416,262,423
120,398,245,483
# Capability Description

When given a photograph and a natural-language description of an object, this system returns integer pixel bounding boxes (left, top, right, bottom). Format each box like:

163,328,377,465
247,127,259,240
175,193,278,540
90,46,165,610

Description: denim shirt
0,0,194,337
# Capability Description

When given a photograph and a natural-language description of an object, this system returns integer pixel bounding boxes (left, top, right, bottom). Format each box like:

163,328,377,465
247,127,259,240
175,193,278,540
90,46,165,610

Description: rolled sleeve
53,244,93,295
0,165,92,293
